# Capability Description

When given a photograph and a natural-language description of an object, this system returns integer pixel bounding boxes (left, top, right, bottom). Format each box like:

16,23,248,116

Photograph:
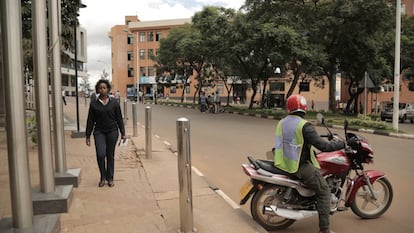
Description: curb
155,135,268,233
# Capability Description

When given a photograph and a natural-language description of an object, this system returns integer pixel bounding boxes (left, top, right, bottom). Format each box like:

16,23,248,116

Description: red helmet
286,94,308,114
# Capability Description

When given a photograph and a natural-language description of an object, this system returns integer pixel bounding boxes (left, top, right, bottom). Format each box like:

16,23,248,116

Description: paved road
65,97,414,233
129,102,414,233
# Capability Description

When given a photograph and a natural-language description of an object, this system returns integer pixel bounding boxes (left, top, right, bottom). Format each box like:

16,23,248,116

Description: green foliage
324,114,393,131
27,115,37,144
401,16,414,71
21,0,83,70
156,0,410,112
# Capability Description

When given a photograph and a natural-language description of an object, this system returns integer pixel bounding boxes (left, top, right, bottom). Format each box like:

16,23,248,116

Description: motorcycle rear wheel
251,185,295,231
351,177,393,219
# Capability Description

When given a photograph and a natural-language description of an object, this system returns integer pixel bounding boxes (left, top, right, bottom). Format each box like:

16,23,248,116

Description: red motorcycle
239,114,393,231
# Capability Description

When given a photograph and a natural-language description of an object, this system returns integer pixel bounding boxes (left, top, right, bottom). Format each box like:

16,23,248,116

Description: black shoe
98,180,105,187
108,180,114,187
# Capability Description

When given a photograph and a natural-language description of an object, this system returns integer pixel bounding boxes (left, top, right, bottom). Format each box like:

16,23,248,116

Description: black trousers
93,130,119,181
294,161,331,230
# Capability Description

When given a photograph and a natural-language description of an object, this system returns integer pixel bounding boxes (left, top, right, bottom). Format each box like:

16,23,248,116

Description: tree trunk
328,67,337,112
260,78,268,108
249,80,258,109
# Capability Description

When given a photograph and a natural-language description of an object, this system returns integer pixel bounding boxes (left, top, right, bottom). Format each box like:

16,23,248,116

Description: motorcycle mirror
316,113,324,125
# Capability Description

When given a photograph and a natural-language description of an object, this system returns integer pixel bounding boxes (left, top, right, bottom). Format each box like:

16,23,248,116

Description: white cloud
78,0,244,86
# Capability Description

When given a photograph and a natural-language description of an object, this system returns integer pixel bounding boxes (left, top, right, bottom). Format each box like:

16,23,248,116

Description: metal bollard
123,99,128,125
176,118,196,233
132,102,138,137
145,106,152,159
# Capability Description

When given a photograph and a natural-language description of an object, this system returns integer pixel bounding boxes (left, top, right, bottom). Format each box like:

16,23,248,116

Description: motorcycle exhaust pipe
263,206,278,216
265,205,318,220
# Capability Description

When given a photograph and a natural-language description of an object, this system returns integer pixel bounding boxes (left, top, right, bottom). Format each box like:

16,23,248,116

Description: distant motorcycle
239,114,393,231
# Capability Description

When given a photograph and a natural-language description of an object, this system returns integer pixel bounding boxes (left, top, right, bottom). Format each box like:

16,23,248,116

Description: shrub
27,115,37,144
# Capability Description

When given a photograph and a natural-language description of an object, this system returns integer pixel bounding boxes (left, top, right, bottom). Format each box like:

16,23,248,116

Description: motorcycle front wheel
351,177,393,219
251,185,295,231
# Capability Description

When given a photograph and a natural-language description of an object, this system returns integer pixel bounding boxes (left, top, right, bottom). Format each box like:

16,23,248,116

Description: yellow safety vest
274,115,319,173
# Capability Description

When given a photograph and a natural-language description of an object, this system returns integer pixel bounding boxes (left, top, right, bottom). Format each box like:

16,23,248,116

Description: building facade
109,16,192,98
61,26,88,96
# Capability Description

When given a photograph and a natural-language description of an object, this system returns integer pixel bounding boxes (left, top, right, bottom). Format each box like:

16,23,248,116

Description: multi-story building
109,16,191,99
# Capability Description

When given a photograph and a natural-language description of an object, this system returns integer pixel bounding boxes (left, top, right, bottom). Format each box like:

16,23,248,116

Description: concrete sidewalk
59,98,267,233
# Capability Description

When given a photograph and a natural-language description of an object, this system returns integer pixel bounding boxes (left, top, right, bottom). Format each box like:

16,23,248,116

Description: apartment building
109,16,191,98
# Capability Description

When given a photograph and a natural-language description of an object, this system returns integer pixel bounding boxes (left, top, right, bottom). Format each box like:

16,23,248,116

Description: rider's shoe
318,229,336,233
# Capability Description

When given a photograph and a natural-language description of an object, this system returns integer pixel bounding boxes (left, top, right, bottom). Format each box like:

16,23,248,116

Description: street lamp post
71,3,86,138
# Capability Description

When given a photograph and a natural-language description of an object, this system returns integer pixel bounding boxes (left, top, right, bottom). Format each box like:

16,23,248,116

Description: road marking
215,190,240,209
163,141,172,149
154,134,161,139
191,166,204,176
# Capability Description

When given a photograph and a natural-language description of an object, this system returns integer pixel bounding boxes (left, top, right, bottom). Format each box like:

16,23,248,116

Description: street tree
317,0,394,114
156,23,208,103
401,15,414,90
192,6,238,106
21,0,84,73
228,0,322,109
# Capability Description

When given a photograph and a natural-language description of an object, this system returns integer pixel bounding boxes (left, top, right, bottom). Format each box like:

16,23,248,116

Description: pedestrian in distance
199,91,207,113
207,94,213,112
273,94,345,233
85,79,126,188
115,90,121,103
214,90,221,114
62,89,67,105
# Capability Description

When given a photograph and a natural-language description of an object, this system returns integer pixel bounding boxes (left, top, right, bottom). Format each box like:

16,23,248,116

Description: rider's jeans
294,161,331,231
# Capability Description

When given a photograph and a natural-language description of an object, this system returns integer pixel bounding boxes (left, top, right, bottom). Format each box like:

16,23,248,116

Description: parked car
126,87,138,102
381,102,414,123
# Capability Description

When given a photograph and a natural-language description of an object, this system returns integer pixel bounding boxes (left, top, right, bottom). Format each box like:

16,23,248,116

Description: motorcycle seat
256,159,296,178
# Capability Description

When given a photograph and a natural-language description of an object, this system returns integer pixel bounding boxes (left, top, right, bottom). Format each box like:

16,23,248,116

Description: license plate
240,180,254,199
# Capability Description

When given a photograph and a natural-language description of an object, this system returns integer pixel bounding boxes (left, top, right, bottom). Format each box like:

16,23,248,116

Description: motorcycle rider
274,94,345,233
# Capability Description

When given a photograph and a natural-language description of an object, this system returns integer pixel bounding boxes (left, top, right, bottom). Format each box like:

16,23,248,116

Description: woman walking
85,79,126,187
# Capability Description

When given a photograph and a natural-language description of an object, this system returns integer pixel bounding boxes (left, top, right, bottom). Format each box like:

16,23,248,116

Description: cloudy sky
78,0,245,85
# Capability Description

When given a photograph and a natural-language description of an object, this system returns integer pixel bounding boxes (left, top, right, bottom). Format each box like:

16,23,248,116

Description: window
269,82,285,92
148,66,154,76
139,49,146,60
139,32,146,42
299,82,310,92
127,34,133,44
127,51,134,61
170,86,176,94
148,49,154,59
128,65,134,77
155,49,159,56
148,32,154,42
140,66,146,77
383,84,394,92
156,32,162,41
62,75,69,86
